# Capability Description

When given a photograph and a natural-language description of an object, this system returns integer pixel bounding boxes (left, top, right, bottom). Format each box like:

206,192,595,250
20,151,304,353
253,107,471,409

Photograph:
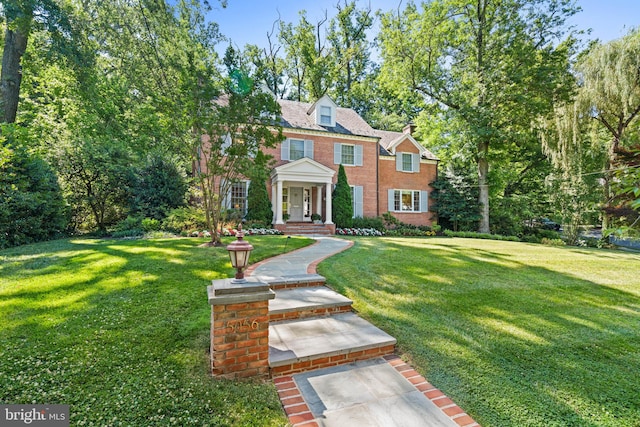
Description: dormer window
320,106,332,125
309,95,337,127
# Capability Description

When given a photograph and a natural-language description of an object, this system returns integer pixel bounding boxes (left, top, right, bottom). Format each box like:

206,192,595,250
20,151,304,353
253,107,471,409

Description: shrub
443,230,520,242
332,164,353,227
246,177,273,225
0,137,68,248
141,218,161,232
162,207,207,233
542,238,566,246
351,216,385,231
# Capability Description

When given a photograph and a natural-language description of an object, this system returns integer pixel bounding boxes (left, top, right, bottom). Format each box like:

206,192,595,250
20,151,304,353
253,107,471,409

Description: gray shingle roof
277,99,439,161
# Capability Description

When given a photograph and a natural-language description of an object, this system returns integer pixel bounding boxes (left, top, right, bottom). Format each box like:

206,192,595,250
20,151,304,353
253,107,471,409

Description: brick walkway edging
274,355,481,427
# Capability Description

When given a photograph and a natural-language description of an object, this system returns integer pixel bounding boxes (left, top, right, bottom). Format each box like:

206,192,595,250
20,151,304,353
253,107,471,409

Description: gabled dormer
307,94,337,127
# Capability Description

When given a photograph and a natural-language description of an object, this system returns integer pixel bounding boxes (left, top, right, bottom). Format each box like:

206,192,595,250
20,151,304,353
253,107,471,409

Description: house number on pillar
227,319,259,333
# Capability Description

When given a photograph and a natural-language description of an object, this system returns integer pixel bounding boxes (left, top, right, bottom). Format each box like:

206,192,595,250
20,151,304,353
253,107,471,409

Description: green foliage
378,0,579,232
0,131,68,248
332,164,353,227
130,154,187,220
54,139,134,232
162,207,208,234
246,163,273,225
431,170,480,232
351,216,385,231
443,230,520,242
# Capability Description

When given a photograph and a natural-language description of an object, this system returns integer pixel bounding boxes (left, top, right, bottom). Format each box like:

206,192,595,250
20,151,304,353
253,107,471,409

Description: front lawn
0,236,312,426
318,237,640,427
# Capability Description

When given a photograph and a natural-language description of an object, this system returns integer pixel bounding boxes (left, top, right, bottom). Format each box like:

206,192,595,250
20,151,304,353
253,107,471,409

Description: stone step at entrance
269,286,353,321
280,222,334,236
269,312,397,376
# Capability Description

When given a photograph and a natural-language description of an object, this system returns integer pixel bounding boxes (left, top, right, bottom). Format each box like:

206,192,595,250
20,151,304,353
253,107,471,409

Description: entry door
289,187,304,221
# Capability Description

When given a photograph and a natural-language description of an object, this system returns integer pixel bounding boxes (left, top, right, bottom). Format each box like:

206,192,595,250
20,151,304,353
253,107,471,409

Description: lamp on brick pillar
226,224,253,283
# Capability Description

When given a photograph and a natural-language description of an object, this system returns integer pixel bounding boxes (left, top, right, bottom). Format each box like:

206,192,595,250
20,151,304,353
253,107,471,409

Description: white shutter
413,153,420,173
396,153,403,171
420,191,428,212
355,145,363,166
334,143,342,164
353,186,364,218
304,140,314,159
388,189,395,211
281,139,290,161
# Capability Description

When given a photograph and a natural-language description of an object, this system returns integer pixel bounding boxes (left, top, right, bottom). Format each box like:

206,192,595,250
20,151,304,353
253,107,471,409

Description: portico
270,158,335,226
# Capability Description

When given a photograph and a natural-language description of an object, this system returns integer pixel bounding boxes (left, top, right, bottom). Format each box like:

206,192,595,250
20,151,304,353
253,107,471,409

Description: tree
378,0,578,233
193,46,283,245
245,158,273,226
574,29,640,229
1,0,78,124
431,168,480,232
332,164,353,227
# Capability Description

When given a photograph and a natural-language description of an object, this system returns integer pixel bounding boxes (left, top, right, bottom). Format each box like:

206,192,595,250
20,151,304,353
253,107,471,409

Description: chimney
403,122,416,135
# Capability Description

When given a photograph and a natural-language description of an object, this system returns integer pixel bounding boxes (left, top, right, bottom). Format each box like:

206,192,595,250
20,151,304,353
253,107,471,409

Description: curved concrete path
248,236,479,427
247,236,353,278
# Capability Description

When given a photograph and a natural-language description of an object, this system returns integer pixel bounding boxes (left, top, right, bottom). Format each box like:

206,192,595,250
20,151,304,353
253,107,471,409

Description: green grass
0,236,312,426
317,237,640,427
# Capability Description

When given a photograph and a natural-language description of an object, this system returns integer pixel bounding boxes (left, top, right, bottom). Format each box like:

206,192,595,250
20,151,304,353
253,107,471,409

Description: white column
271,183,277,224
324,181,333,224
315,186,322,217
275,180,284,224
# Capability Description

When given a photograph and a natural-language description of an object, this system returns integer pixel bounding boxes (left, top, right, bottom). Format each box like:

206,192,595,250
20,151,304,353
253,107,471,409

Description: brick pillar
208,277,275,379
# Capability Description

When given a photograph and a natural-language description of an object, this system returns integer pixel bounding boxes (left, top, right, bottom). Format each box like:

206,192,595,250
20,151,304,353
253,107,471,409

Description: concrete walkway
249,237,479,427
248,236,353,278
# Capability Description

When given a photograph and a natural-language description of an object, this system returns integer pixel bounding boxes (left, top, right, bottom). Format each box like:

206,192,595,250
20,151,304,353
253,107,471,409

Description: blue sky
210,0,639,52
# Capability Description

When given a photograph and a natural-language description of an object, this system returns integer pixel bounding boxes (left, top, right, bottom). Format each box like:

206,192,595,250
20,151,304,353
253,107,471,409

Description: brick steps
267,274,396,376
280,222,333,236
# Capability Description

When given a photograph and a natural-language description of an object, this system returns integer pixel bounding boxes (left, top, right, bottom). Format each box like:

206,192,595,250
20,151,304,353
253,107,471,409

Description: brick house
226,94,439,234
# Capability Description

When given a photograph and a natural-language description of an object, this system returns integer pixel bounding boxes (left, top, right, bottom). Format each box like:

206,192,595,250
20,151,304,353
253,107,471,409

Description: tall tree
574,29,640,229
327,0,373,108
378,0,578,232
1,0,77,124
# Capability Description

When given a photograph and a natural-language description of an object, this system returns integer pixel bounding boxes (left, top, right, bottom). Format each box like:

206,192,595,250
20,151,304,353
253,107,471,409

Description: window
396,152,420,173
320,106,332,125
230,181,248,214
389,189,428,212
282,138,314,161
289,139,305,160
342,145,355,165
402,153,413,172
334,143,363,166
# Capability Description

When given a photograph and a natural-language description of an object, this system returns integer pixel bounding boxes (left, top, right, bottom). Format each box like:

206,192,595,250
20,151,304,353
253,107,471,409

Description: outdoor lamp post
226,224,254,283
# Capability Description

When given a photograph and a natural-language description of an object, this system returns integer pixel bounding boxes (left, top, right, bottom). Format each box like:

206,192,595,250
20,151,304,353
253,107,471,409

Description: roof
277,98,439,161
371,129,439,161
278,99,376,138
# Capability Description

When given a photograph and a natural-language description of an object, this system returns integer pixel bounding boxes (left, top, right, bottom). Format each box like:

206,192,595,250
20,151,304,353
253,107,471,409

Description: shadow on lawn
321,238,640,427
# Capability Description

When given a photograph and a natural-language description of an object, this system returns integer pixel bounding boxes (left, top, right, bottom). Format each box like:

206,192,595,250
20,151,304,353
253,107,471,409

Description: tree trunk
1,27,29,124
477,141,490,233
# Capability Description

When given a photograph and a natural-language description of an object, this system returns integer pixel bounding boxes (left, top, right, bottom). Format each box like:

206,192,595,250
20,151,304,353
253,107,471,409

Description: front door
289,187,304,221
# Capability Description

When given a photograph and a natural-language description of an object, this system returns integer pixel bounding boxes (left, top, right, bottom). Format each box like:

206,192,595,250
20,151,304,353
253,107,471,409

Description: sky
210,0,639,53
